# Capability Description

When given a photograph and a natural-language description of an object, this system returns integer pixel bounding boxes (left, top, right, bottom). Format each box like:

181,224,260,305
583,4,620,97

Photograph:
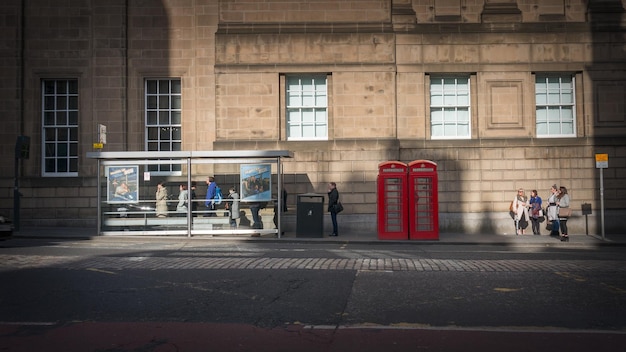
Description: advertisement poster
107,166,139,203
240,164,271,202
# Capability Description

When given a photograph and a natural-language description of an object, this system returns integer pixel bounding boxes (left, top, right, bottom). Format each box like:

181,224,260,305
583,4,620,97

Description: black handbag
334,202,344,213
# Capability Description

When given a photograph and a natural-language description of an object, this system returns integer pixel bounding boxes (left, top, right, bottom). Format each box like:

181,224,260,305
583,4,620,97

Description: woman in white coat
512,188,530,235
155,182,169,217
176,184,189,215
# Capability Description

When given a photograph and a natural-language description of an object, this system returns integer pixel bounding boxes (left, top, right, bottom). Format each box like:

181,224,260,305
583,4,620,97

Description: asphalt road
1,237,625,351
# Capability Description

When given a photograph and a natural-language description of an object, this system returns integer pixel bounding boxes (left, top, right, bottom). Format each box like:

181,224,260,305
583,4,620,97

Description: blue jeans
250,205,262,229
330,211,338,235
551,219,560,235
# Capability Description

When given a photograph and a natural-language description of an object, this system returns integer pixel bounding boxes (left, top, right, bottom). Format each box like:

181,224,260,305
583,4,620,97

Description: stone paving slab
1,254,624,273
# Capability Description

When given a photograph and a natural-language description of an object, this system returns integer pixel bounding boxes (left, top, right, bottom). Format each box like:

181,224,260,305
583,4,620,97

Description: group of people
511,184,571,241
154,178,240,228
153,178,343,236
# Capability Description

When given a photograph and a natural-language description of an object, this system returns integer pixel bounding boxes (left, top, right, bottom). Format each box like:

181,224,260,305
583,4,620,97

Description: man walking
205,176,217,217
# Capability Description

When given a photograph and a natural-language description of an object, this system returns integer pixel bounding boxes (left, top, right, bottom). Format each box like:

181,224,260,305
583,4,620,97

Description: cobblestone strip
1,255,626,273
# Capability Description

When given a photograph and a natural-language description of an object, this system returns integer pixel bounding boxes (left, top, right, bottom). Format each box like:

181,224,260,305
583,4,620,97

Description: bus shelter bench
104,213,231,229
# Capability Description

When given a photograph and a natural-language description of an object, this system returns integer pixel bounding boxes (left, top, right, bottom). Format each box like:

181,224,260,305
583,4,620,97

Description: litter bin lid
298,193,325,202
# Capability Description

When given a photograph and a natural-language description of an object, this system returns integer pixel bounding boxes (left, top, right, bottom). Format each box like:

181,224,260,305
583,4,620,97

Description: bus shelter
86,150,293,238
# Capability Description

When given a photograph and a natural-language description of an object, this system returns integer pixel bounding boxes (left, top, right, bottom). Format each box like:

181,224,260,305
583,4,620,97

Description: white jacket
513,196,530,222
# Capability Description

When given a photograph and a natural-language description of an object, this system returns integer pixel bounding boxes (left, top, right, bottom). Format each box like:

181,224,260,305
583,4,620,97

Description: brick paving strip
0,254,624,272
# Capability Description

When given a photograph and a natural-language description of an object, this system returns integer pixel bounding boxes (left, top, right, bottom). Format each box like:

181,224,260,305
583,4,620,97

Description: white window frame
429,76,471,140
41,79,79,177
286,74,328,141
145,78,182,175
535,74,576,138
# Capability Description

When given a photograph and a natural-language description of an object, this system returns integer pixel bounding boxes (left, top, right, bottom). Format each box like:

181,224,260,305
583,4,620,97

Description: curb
7,230,626,247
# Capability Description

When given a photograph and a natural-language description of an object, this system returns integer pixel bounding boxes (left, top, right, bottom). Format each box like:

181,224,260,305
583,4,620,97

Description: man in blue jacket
205,176,217,217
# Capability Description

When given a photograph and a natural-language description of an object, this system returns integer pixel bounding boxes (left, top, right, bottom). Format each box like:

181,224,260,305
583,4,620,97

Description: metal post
600,167,605,240
96,159,102,235
187,157,192,238
277,156,282,239
13,157,20,232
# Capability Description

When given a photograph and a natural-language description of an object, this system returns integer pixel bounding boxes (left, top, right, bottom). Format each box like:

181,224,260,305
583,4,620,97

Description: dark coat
327,188,339,213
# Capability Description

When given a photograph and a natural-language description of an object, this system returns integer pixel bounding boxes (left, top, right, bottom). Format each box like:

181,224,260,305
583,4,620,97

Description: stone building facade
0,0,624,235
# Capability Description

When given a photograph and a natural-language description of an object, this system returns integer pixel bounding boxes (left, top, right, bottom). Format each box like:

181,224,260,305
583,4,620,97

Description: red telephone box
377,161,408,240
408,160,439,240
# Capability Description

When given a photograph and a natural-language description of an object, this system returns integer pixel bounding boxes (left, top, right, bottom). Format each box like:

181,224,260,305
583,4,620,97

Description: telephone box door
377,161,408,240
408,160,439,240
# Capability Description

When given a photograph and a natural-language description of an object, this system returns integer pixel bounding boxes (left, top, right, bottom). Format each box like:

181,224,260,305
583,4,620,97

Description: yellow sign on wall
595,153,608,169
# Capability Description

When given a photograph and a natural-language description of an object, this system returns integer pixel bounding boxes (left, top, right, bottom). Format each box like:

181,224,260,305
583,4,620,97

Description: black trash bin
296,193,325,238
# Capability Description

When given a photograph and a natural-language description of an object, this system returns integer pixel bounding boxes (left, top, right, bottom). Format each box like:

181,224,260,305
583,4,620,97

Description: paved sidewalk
7,226,625,247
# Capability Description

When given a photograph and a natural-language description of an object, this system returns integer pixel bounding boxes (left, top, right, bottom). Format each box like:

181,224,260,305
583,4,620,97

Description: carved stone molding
481,2,522,23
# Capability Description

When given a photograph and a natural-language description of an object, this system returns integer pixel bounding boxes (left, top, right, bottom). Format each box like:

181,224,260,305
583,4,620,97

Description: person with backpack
204,176,220,217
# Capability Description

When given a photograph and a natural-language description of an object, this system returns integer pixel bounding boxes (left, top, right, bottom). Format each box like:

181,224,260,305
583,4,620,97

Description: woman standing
176,184,189,215
225,187,240,229
546,184,560,237
557,186,571,242
155,182,169,217
512,188,530,235
529,190,543,235
327,182,339,237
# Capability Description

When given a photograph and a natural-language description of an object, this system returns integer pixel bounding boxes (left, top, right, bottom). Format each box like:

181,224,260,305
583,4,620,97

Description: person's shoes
329,233,337,237
560,234,569,242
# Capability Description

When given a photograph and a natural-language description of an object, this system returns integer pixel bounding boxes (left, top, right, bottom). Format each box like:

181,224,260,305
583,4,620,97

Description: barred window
286,75,328,140
430,76,471,139
535,74,576,137
42,79,79,176
145,78,182,174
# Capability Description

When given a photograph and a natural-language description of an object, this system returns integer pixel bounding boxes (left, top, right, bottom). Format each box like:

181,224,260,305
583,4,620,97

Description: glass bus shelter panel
90,151,291,237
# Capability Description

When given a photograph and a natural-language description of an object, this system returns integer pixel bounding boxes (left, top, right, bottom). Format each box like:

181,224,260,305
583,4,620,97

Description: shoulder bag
558,207,572,218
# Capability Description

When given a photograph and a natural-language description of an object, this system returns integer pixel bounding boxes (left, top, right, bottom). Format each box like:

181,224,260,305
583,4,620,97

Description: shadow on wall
590,1,626,235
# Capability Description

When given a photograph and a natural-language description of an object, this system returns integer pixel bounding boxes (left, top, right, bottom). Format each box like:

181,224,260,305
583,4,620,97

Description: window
430,76,471,139
535,74,575,137
42,79,79,176
286,75,327,140
145,78,182,174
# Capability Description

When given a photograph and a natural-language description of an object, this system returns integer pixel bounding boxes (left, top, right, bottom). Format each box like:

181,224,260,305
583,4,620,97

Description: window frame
41,78,80,177
285,74,329,141
429,75,472,140
534,73,577,138
144,78,183,176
